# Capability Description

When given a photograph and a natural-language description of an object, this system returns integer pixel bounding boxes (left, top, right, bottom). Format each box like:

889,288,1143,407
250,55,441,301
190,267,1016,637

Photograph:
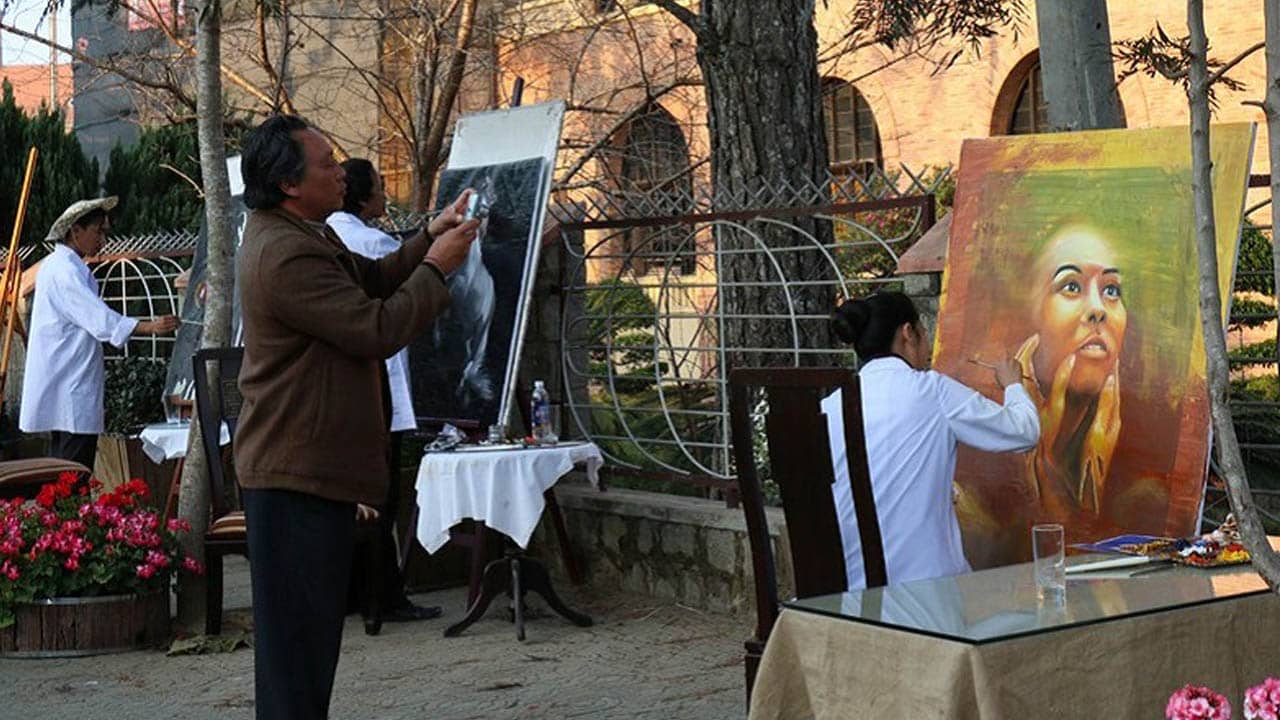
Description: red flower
180,557,204,575
135,564,156,579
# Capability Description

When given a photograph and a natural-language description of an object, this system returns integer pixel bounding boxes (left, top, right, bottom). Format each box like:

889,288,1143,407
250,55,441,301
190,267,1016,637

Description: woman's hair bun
831,299,869,344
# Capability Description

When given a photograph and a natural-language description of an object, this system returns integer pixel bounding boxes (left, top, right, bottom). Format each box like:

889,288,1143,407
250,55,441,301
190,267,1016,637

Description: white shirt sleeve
49,264,138,348
932,372,1040,452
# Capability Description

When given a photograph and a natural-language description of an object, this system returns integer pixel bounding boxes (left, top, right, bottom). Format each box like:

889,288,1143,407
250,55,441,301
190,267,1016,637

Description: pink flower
145,550,170,568
181,556,204,575
63,556,80,571
1,559,19,580
135,564,156,579
1246,678,1280,720
1168,685,1232,720
166,518,191,533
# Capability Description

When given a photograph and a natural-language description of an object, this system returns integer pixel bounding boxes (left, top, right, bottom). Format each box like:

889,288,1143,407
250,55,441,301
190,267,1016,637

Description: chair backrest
727,367,886,648
192,347,244,519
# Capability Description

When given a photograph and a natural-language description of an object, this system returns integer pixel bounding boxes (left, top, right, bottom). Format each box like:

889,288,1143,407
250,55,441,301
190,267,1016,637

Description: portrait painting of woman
931,125,1253,568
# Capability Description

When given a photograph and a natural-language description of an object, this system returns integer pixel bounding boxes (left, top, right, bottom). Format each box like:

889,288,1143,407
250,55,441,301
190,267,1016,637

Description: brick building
0,63,72,122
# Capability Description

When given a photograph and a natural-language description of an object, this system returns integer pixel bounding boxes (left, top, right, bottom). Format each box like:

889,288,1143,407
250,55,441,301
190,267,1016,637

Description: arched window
993,51,1127,136
616,104,695,275
822,80,881,174
1009,62,1048,135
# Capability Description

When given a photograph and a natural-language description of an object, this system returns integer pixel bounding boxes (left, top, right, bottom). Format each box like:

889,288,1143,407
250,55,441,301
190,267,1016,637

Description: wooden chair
193,347,384,636
727,367,887,703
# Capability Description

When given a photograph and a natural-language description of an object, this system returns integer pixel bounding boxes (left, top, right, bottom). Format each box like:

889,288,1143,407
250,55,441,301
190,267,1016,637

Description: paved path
0,557,747,719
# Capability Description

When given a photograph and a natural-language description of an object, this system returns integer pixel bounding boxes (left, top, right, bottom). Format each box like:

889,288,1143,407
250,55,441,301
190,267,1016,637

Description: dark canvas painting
161,194,248,419
409,157,547,428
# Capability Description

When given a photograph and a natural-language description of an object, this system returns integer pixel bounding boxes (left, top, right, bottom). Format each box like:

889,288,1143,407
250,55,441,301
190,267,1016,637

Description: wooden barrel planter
0,592,170,658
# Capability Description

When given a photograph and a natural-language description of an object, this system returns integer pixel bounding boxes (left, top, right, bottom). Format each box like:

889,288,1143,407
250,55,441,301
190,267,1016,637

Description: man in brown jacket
235,114,478,720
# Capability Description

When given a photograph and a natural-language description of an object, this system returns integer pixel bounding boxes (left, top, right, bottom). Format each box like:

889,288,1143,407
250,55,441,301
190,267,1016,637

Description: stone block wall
530,483,794,619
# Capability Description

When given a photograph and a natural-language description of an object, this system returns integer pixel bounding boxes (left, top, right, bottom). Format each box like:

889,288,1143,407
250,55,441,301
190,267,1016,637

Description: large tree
1035,0,1124,131
642,0,1022,368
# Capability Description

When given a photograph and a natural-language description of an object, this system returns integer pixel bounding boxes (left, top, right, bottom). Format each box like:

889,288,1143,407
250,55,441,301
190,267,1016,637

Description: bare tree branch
643,0,700,36
1209,40,1265,86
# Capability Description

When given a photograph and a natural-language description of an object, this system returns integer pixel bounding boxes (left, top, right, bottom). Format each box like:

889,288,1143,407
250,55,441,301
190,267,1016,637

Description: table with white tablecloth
414,441,602,639
414,441,602,553
135,421,232,519
137,421,231,463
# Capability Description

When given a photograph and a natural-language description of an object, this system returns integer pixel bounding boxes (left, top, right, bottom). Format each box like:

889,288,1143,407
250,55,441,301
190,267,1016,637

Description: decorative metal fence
548,165,950,501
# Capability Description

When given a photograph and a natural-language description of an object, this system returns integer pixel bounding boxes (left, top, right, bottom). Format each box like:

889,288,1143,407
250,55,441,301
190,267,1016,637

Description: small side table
415,441,602,640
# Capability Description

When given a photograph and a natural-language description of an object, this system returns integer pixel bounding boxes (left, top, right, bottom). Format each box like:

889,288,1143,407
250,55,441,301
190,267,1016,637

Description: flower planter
0,592,169,658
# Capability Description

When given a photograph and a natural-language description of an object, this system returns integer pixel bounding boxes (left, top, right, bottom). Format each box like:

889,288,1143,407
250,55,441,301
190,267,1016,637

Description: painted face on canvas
1030,227,1127,396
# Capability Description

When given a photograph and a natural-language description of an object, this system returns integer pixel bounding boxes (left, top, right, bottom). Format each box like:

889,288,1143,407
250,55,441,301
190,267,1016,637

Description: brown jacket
234,208,450,505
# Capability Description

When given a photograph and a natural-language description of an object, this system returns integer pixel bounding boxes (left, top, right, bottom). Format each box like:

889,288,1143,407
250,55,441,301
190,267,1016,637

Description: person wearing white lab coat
825,291,1039,590
326,158,442,622
20,197,178,470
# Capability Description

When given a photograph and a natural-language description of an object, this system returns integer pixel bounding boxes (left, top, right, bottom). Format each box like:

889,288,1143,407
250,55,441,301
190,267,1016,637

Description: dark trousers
243,488,355,720
48,431,97,471
349,432,409,609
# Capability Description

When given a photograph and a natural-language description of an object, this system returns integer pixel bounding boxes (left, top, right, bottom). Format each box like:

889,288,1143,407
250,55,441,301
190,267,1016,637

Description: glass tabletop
783,556,1270,645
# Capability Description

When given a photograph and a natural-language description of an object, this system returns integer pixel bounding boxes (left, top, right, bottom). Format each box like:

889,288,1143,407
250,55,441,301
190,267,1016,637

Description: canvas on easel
931,124,1254,569
409,101,565,430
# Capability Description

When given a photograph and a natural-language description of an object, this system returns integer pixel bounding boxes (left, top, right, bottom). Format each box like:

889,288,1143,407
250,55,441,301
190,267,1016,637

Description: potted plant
0,472,202,656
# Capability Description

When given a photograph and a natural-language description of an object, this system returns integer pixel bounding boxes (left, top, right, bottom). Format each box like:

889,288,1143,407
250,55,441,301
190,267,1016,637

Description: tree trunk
1035,0,1124,131
410,0,479,211
1187,0,1280,591
696,0,834,368
1266,0,1280,384
176,0,238,629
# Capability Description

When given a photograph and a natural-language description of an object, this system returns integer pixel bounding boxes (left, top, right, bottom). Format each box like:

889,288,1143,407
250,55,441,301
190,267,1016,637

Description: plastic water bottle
531,380,554,444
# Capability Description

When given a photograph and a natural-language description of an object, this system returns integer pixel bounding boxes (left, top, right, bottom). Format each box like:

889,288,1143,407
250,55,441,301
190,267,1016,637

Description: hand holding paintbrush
967,356,1032,387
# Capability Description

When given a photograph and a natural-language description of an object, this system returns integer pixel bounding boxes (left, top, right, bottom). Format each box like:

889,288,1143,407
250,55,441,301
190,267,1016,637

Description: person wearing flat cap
19,196,179,470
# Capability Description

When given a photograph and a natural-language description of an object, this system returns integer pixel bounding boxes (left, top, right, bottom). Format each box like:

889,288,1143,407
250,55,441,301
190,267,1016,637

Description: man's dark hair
241,115,310,210
72,208,108,231
340,158,376,216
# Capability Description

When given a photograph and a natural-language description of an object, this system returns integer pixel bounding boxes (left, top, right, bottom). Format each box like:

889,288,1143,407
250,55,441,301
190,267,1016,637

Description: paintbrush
966,357,1034,382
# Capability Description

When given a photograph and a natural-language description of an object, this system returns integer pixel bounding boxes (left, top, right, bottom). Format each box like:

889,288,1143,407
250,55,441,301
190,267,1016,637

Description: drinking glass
1032,523,1066,601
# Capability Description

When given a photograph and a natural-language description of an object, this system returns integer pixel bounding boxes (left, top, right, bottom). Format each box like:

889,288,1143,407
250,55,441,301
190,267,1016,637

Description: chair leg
744,644,763,708
205,550,224,636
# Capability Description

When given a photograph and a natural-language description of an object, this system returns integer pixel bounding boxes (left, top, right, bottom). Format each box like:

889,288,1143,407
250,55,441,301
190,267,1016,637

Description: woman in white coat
327,159,471,622
825,292,1039,589
20,197,178,470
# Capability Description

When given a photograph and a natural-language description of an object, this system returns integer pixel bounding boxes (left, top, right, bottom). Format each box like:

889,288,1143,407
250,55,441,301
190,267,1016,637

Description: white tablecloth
137,421,231,463
415,442,603,553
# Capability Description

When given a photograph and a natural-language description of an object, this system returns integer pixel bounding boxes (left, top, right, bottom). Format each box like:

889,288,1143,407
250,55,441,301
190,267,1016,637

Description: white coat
325,211,418,432
20,243,138,434
824,356,1039,590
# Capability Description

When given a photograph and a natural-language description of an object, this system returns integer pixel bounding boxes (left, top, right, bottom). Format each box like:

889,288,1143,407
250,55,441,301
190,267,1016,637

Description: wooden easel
0,148,38,413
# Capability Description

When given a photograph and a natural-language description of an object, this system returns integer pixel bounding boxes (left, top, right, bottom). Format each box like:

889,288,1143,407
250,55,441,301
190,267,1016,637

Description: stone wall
530,482,794,618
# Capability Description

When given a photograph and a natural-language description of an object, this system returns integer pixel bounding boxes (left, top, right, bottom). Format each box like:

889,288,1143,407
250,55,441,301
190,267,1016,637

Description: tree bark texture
1187,0,1280,591
1266,0,1280,369
177,0,238,628
696,0,834,368
1035,0,1124,131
